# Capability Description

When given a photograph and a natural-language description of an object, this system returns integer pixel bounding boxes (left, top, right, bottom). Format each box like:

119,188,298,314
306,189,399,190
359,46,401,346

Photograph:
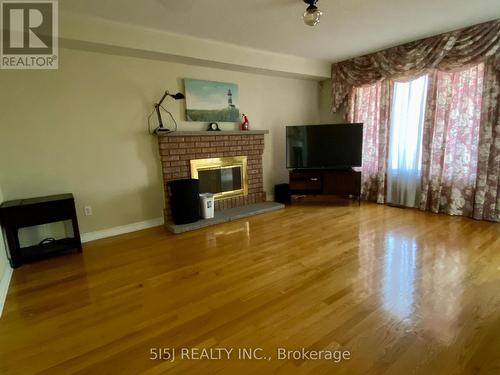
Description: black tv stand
292,167,355,172
289,169,361,205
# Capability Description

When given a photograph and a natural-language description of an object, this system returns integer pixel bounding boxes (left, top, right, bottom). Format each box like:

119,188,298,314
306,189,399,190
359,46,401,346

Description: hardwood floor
0,203,499,374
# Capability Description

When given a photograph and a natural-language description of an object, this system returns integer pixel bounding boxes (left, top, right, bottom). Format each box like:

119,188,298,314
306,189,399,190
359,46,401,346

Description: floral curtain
331,20,500,112
473,58,500,221
336,19,500,222
347,81,392,203
420,64,485,217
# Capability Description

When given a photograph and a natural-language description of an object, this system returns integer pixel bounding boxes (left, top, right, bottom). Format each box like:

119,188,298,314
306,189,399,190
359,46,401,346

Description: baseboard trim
81,217,164,243
0,266,13,318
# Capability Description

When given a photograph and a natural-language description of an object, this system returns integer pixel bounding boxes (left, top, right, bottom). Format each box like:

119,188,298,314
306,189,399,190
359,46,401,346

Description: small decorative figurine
241,113,249,131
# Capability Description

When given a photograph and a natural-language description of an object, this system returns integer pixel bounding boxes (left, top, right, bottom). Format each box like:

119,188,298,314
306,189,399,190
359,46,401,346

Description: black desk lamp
153,91,185,134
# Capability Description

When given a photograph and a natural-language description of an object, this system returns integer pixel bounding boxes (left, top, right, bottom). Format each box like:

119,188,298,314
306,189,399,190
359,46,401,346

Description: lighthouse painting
184,79,240,122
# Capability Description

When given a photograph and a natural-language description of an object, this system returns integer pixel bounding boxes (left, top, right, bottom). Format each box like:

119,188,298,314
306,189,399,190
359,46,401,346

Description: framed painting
184,79,240,122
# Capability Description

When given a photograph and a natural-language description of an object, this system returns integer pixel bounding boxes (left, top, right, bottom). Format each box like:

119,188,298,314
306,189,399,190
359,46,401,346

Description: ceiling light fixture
303,0,323,27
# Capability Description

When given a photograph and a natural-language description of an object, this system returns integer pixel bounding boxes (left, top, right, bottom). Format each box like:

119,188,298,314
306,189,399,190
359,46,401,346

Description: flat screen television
286,124,363,169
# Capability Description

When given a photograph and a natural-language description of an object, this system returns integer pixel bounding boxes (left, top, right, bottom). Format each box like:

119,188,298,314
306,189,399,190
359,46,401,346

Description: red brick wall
158,134,266,222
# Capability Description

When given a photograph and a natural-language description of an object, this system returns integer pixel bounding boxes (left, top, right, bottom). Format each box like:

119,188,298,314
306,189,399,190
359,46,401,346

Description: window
386,75,429,207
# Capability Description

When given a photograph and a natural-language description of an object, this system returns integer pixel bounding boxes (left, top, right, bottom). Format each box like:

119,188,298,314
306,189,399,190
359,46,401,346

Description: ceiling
61,0,500,62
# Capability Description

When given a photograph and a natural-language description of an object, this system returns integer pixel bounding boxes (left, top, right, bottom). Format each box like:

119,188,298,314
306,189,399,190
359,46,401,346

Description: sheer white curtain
386,75,429,207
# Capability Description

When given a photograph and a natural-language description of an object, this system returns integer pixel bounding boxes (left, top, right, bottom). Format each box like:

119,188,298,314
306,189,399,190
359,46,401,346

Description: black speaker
168,179,200,225
274,183,290,204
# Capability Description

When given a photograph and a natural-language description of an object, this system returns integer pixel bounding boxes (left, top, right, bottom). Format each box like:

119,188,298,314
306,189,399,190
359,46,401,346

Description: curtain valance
331,20,500,112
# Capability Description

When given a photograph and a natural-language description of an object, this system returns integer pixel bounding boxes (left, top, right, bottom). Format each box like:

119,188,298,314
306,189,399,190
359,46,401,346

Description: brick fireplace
158,131,268,223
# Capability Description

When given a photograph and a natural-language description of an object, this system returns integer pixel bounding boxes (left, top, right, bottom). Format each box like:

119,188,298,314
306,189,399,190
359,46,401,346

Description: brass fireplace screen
190,156,248,200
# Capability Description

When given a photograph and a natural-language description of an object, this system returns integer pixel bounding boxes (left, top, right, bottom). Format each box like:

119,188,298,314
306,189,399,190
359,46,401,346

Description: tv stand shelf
289,169,361,205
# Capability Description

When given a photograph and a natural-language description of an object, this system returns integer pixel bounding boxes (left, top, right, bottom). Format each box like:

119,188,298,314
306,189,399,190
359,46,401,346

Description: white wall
0,184,9,281
319,79,347,124
0,183,13,317
0,48,321,235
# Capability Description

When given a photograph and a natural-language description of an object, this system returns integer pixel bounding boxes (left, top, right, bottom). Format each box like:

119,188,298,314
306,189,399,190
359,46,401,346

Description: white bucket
199,193,215,219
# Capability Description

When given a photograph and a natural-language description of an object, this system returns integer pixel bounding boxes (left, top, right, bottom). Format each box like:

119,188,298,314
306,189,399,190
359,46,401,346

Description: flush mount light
303,0,323,26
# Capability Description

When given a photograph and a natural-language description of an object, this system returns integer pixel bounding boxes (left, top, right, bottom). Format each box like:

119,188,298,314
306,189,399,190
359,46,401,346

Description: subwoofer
274,183,290,204
168,179,200,225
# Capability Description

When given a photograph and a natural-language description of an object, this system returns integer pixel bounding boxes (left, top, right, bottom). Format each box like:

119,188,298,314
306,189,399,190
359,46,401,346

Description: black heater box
168,179,200,225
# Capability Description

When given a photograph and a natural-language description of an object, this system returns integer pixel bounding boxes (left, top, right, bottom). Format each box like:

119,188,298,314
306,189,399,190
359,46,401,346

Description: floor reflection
418,240,466,345
382,232,417,319
355,228,378,301
205,221,250,248
376,228,466,345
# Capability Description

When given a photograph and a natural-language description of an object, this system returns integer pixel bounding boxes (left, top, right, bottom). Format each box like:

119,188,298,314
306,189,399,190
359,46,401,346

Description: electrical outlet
84,206,93,216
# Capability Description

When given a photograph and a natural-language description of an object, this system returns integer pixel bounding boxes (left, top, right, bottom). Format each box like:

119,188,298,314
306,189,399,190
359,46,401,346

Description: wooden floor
0,203,499,374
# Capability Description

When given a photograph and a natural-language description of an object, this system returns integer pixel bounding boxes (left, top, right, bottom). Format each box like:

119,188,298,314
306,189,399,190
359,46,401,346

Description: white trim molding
0,266,13,318
81,217,164,243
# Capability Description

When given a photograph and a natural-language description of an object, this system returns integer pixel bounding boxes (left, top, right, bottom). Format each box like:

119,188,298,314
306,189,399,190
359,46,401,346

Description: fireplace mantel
157,130,269,137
